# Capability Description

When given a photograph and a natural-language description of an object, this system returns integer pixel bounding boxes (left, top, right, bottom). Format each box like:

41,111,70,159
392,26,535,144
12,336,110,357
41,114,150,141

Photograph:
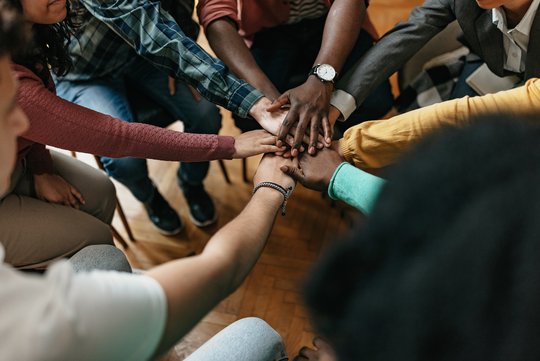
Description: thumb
266,93,290,112
280,165,304,183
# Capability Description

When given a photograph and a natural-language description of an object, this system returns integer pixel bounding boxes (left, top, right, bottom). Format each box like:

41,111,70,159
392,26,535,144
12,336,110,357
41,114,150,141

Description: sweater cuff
328,163,348,200
218,135,236,159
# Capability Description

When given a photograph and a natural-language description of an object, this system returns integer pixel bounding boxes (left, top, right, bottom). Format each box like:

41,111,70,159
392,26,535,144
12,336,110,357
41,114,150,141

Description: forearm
332,0,455,113
206,19,280,100
329,163,385,214
79,0,262,117
17,74,236,161
148,188,283,357
339,79,540,169
314,0,365,72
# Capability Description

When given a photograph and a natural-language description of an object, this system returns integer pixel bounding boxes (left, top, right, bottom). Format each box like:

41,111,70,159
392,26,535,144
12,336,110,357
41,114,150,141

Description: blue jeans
55,58,222,203
184,318,288,361
234,15,393,132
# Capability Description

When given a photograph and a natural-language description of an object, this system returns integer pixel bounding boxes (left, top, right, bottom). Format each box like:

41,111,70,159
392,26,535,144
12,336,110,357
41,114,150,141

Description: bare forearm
148,188,282,357
206,19,280,99
314,0,365,72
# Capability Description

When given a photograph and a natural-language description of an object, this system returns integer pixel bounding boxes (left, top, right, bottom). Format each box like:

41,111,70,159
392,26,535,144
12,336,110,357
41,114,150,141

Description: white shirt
0,245,167,361
492,0,540,73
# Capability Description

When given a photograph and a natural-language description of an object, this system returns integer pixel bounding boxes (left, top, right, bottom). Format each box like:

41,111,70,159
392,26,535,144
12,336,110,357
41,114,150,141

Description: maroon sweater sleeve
14,65,236,161
25,143,55,175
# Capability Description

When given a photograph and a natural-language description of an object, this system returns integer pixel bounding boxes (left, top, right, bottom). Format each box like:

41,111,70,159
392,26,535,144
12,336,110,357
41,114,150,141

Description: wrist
253,182,294,216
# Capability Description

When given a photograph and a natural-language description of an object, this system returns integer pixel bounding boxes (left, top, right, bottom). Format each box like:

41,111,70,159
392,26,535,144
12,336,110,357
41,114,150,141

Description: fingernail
326,137,331,143
309,146,315,154
317,142,324,149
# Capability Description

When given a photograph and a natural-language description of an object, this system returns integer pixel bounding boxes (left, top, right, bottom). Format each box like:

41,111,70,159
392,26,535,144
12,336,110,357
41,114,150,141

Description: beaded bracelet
253,182,293,216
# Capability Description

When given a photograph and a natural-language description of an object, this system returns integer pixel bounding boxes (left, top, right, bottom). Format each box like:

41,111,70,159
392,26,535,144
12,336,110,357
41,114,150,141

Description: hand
267,77,334,156
254,154,297,191
292,337,337,361
34,173,85,209
249,97,286,135
232,130,286,158
249,97,325,153
280,142,344,192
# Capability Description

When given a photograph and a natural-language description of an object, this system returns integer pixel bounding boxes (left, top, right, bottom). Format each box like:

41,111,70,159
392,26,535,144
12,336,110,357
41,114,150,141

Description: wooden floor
72,1,424,359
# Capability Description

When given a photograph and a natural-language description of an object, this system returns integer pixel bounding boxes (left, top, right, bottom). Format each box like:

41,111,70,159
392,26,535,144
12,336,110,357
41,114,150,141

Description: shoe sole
189,195,218,228
189,211,218,228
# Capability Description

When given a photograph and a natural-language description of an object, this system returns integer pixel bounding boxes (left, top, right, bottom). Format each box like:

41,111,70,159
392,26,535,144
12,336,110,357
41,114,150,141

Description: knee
92,170,117,224
232,317,283,345
70,244,131,273
82,220,114,247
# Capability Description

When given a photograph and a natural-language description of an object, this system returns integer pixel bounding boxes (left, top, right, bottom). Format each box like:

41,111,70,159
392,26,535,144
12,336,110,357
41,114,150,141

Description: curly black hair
305,115,540,361
8,0,78,81
0,0,29,57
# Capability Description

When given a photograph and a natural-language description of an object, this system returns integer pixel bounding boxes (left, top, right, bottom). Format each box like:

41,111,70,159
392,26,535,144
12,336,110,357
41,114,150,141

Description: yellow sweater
340,78,540,169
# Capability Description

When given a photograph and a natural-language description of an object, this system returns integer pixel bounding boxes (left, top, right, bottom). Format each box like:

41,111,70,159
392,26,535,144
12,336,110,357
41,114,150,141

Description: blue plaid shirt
61,0,262,117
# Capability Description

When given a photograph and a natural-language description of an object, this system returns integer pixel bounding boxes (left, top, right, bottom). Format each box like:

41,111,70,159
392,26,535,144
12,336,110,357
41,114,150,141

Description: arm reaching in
148,154,296,357
268,0,366,155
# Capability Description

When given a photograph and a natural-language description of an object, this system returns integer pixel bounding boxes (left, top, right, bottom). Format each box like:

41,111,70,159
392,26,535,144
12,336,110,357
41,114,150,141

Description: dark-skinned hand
280,142,344,192
292,337,337,361
267,77,333,156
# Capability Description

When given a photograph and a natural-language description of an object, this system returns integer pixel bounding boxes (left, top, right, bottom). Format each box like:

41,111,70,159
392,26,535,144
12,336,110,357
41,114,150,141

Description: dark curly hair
305,115,540,361
0,0,30,57
8,0,78,81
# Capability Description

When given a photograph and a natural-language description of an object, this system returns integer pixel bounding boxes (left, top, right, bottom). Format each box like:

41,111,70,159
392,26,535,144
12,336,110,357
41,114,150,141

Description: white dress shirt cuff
330,90,357,122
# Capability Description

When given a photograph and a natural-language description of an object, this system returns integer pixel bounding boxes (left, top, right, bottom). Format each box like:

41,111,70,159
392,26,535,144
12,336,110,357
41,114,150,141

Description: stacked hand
267,77,334,156
280,143,344,192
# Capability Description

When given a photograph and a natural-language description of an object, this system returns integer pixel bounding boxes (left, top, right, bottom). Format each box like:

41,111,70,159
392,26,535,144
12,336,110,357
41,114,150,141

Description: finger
168,76,176,96
71,186,85,205
282,150,292,158
67,193,79,209
274,151,284,156
293,116,309,151
260,134,279,146
266,93,290,112
262,144,286,154
309,116,319,155
278,107,299,142
322,115,332,146
280,165,304,183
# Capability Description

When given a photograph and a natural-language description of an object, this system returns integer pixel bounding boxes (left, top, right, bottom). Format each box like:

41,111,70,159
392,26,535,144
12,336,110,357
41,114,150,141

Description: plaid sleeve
80,0,262,118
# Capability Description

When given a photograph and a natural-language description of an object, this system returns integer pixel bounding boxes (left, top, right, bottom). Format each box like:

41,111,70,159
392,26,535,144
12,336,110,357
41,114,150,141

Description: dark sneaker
179,181,217,227
143,188,184,235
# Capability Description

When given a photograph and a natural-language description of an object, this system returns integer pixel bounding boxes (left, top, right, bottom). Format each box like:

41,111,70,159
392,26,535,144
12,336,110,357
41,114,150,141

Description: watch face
316,64,336,81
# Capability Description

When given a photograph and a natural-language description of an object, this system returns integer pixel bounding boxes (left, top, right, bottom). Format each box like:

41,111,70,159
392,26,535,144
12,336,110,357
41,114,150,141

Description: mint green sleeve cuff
328,163,386,215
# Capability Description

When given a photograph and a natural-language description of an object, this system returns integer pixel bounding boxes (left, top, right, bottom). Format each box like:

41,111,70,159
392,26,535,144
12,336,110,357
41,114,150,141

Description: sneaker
179,180,218,227
143,187,184,235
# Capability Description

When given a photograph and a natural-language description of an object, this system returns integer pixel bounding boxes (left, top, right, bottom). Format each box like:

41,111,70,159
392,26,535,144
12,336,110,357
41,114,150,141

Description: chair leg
93,155,136,242
115,197,136,242
111,225,129,249
217,159,231,184
242,158,249,183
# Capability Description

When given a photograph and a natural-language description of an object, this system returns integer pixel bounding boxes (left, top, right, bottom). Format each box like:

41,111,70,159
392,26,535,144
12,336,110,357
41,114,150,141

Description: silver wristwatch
309,64,337,83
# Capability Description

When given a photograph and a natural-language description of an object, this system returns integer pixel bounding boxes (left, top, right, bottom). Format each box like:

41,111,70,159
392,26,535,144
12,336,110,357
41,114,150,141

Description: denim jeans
55,58,222,203
234,15,393,133
184,318,288,361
